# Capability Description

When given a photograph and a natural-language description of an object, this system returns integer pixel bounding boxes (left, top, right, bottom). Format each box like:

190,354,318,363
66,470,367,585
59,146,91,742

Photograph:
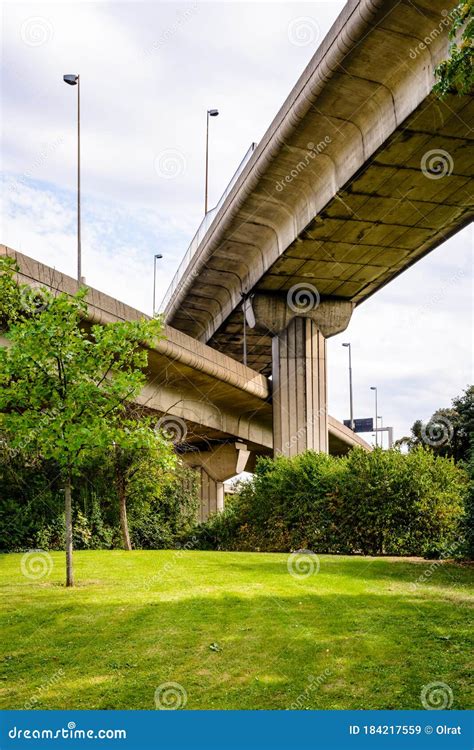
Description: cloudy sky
2,0,472,445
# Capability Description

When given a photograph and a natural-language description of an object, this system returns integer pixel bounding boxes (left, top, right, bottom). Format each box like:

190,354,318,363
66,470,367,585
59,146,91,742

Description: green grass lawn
0,550,472,710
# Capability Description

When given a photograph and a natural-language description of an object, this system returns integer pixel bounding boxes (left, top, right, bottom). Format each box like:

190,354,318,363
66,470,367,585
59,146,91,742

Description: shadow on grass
209,554,473,588
1,583,472,711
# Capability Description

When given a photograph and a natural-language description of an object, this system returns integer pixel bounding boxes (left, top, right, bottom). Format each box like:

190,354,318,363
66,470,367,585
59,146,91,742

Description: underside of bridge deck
186,93,473,375
163,0,473,377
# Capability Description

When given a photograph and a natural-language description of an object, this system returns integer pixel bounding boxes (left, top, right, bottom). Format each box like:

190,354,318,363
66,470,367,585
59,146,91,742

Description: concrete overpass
161,0,473,455
1,247,370,520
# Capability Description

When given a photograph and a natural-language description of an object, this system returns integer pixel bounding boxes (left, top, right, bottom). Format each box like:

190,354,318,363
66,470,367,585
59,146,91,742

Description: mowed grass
0,550,472,710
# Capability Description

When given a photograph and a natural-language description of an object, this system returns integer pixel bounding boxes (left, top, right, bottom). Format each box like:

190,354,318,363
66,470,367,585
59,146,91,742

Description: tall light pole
370,386,378,447
153,254,163,316
342,342,354,430
63,74,81,282
205,109,219,214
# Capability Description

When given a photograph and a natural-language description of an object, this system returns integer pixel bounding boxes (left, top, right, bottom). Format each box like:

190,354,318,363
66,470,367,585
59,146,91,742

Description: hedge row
193,447,468,558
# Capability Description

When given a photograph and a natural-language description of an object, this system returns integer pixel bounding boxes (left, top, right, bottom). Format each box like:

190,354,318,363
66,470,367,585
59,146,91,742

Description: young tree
0,259,163,585
111,417,176,550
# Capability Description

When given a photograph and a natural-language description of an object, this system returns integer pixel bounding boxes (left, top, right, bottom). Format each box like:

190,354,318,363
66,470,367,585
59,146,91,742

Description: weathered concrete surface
252,295,354,338
1,246,371,460
163,0,473,374
273,318,328,455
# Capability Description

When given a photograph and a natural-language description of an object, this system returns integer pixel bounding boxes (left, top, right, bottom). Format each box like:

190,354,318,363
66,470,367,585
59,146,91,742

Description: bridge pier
196,469,224,522
251,295,354,458
272,317,327,456
182,441,262,521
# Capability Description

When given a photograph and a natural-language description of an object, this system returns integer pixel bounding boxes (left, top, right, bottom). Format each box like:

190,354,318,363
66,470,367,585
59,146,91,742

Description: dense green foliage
464,449,474,558
434,0,473,96
0,445,198,552
195,448,468,558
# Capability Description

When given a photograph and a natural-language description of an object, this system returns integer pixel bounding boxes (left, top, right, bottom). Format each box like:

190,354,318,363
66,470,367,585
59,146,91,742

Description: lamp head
370,386,377,391
155,254,163,259
63,74,78,86
342,342,350,347
208,109,219,117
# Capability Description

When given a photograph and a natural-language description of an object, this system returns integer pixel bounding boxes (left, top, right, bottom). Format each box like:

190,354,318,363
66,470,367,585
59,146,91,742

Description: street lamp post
342,342,354,430
378,415,383,449
370,386,378,447
63,74,81,282
152,254,163,316
205,109,219,214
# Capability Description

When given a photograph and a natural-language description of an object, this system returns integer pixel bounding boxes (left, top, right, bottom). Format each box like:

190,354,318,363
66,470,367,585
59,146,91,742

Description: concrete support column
272,317,327,456
199,468,217,522
216,482,225,512
182,442,264,521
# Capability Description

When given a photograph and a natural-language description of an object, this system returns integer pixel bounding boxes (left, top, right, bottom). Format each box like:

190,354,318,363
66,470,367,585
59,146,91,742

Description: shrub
462,449,474,559
191,491,246,550
129,462,199,549
195,448,467,557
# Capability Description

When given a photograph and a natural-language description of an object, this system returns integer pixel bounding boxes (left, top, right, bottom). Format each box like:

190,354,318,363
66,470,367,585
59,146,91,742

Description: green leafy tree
434,0,473,96
464,449,474,558
395,387,473,463
452,386,474,459
0,260,163,585
129,460,200,549
111,416,176,550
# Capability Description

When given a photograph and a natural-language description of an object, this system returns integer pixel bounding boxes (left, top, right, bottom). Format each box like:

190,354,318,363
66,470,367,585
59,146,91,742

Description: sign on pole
343,417,374,433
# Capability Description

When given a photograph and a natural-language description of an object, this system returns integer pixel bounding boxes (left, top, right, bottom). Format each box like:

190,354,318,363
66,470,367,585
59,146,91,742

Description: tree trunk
119,481,132,551
64,478,74,587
